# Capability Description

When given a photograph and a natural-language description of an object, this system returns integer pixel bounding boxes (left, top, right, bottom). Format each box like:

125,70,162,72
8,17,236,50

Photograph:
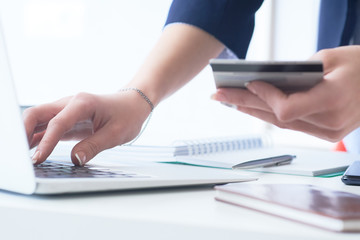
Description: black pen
232,155,296,169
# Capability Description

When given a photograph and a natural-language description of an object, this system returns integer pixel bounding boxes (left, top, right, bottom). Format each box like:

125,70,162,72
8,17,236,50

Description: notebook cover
216,184,360,220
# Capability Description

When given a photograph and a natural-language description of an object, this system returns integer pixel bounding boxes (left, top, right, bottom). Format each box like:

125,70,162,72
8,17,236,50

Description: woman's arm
127,24,225,105
24,24,224,166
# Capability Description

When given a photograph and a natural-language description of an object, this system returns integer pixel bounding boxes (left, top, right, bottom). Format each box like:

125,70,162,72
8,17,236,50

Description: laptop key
34,161,150,179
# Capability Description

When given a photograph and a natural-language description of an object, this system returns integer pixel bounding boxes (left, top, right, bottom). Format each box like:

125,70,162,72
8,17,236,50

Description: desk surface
1,171,360,240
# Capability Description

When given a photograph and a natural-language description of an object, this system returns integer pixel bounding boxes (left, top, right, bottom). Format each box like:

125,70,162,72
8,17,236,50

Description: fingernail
245,82,256,94
32,150,40,164
221,102,237,109
75,151,86,166
211,92,226,102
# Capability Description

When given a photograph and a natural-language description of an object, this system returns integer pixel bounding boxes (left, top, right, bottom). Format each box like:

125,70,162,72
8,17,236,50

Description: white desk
0,172,360,240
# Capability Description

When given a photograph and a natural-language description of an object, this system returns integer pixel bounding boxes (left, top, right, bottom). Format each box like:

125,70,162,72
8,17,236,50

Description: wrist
119,87,154,112
117,87,153,120
124,79,164,107
116,88,154,145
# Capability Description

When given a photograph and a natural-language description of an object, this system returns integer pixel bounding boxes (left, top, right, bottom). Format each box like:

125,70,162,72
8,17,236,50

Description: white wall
272,0,320,60
1,0,333,148
1,0,171,104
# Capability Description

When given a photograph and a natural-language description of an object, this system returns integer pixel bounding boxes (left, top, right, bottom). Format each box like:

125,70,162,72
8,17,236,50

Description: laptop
0,21,255,195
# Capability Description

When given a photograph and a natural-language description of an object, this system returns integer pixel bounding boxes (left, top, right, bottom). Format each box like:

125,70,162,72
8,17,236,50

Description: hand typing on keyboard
23,91,153,166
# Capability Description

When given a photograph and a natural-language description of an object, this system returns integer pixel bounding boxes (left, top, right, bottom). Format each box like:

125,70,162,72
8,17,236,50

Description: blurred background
1,0,333,148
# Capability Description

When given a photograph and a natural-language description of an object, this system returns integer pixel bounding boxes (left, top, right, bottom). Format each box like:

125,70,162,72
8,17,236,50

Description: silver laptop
0,21,255,195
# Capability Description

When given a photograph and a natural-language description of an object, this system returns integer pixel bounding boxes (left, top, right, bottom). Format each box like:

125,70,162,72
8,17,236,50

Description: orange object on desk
334,140,347,152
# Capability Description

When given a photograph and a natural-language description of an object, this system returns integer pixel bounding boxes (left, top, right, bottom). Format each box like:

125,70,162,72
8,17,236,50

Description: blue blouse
165,0,357,55
165,0,263,59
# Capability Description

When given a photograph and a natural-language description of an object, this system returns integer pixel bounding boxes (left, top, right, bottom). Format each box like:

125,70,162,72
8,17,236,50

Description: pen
232,154,296,169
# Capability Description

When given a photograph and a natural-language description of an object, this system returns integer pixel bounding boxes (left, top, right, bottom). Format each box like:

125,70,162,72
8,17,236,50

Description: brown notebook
215,183,360,232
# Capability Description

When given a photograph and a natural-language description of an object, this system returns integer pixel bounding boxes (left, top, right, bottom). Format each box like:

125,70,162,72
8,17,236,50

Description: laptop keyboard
34,161,150,179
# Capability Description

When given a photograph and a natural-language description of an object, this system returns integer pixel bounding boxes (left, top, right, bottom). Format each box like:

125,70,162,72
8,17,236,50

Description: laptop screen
0,18,36,194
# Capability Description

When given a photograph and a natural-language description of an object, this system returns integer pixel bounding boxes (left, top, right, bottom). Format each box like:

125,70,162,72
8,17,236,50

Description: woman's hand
211,46,360,142
23,90,151,166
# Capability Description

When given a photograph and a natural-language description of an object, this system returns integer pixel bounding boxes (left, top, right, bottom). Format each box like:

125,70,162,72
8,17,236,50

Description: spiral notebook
111,135,358,177
112,135,270,159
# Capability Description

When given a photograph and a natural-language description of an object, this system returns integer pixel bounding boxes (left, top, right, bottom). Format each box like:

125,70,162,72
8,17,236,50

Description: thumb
70,128,118,166
308,51,322,61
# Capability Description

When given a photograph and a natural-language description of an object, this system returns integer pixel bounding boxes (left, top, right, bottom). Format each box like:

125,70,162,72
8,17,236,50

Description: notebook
215,183,360,232
111,135,359,177
0,19,256,195
111,135,269,159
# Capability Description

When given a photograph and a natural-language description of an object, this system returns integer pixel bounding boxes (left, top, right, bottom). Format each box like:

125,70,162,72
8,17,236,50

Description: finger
70,122,132,166
308,49,337,75
23,98,70,143
30,120,94,150
245,80,330,122
294,109,349,132
308,52,322,61
61,120,94,141
212,88,272,112
30,131,45,149
237,106,346,142
33,94,98,164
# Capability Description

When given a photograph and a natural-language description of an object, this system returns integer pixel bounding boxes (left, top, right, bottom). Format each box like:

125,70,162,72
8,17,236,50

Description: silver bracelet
119,87,154,145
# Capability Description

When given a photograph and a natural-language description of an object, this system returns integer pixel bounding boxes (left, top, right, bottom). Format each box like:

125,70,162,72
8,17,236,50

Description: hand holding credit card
210,59,323,93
